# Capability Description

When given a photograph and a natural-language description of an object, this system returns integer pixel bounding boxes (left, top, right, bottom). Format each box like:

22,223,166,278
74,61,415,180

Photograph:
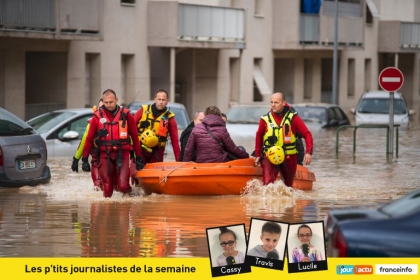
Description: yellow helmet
140,129,158,148
265,146,285,165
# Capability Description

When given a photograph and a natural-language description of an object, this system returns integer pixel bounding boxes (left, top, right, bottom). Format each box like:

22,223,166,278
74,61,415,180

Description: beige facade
1,0,420,120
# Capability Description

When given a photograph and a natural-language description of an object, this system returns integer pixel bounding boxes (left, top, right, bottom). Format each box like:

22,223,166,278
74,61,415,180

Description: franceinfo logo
376,264,418,275
336,265,373,275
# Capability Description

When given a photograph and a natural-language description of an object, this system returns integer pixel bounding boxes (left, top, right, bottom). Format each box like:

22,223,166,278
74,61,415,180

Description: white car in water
351,91,416,125
27,109,93,157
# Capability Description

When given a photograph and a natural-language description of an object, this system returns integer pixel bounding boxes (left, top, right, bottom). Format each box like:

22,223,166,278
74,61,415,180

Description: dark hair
219,227,237,241
261,221,281,235
99,98,103,102
102,89,117,97
204,106,222,117
297,224,312,235
221,113,227,120
155,89,169,99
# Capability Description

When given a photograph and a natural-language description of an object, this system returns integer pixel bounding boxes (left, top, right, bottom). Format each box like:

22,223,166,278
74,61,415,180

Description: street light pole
332,0,339,105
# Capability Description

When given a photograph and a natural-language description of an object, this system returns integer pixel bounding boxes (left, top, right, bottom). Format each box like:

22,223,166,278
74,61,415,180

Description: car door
326,108,339,127
332,107,350,126
47,114,92,157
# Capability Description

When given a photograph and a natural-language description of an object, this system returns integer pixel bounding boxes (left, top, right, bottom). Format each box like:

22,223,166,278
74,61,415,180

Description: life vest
261,111,297,155
95,106,131,152
137,104,175,148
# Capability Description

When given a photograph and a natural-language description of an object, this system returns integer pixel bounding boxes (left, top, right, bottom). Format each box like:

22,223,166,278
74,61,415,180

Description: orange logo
354,265,373,274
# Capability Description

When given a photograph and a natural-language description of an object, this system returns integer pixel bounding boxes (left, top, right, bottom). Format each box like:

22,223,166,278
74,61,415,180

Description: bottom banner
0,257,418,279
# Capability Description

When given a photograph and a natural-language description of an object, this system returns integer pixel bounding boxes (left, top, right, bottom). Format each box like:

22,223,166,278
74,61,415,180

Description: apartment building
1,0,420,120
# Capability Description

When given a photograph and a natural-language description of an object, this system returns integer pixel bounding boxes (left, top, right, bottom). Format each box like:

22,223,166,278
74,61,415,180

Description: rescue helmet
140,129,158,148
265,146,285,165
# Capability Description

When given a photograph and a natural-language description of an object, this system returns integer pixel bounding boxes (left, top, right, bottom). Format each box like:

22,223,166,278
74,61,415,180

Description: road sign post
378,67,404,156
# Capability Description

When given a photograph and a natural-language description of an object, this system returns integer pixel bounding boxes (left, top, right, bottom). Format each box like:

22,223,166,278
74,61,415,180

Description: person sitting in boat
71,98,104,191
183,106,249,163
215,227,245,266
254,92,313,187
133,89,180,163
179,110,205,162
81,89,144,198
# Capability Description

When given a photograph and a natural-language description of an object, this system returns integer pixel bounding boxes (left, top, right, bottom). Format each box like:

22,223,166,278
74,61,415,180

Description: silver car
27,108,93,157
351,91,416,125
0,107,51,187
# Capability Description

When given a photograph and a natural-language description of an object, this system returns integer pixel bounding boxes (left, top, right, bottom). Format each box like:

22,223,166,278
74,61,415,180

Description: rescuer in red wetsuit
81,89,144,198
254,92,313,187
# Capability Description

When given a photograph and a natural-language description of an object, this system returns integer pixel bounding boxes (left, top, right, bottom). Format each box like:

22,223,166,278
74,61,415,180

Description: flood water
1,113,420,257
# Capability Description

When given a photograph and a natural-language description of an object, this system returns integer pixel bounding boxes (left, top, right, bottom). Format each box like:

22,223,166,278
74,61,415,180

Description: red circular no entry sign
378,67,404,92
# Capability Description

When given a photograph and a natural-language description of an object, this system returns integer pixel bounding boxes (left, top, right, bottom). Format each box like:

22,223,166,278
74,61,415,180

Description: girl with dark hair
291,224,323,262
215,227,245,266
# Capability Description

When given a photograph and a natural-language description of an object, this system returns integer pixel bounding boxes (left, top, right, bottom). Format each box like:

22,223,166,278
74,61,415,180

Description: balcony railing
300,14,319,43
379,21,420,52
322,0,362,17
0,0,55,31
400,22,420,48
297,1,363,47
0,0,101,37
177,4,244,41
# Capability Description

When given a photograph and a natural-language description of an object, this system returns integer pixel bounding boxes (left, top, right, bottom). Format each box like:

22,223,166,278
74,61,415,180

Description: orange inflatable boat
136,158,316,196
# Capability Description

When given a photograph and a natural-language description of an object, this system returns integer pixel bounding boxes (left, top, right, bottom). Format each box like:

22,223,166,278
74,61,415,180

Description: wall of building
1,0,420,121
67,0,150,108
378,0,416,21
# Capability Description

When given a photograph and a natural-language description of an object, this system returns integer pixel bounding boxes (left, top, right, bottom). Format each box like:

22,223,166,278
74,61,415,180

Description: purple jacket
183,114,249,163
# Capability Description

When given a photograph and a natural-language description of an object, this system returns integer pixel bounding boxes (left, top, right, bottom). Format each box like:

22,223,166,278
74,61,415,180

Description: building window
347,58,355,97
255,0,263,16
304,59,313,100
121,0,135,5
366,4,373,24
364,58,371,92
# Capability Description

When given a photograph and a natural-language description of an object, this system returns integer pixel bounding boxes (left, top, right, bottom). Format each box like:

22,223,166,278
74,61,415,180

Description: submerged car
225,103,349,133
293,103,350,128
325,188,420,257
0,107,51,187
27,109,93,157
351,91,416,125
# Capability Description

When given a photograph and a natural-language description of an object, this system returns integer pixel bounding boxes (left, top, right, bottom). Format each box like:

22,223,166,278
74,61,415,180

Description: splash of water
239,179,310,218
241,179,300,197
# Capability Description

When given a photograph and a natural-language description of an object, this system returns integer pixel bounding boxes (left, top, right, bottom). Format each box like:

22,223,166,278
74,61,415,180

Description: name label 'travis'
298,262,317,271
221,266,241,274
255,257,274,267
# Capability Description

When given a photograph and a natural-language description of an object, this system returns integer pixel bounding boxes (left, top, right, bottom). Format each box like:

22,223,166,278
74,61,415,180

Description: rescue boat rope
159,161,194,184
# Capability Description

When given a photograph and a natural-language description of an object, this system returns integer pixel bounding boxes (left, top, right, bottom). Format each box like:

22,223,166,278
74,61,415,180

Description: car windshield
357,98,407,114
128,103,142,111
226,106,270,124
0,109,34,136
379,190,420,217
294,106,326,122
169,107,189,130
28,112,76,134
